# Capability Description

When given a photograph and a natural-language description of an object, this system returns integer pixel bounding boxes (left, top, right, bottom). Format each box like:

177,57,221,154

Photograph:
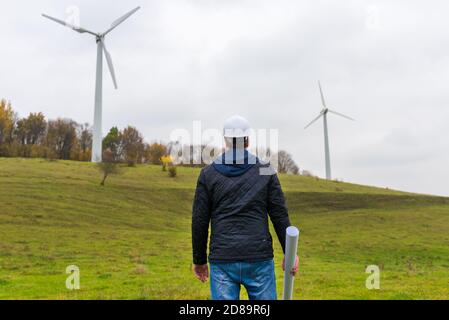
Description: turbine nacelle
305,83,354,130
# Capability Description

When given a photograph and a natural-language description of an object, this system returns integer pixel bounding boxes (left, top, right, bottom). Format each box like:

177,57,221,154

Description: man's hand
193,264,209,283
282,256,299,276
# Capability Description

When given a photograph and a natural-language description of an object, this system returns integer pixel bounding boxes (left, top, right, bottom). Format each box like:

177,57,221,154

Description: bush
97,149,120,186
168,165,177,178
161,155,172,172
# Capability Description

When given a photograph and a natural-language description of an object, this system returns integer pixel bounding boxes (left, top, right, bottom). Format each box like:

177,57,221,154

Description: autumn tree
25,113,46,145
15,113,47,157
46,119,78,160
0,99,17,155
145,142,167,165
120,126,145,166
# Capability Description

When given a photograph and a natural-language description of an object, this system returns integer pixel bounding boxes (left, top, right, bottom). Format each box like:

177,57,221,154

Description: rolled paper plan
283,226,299,300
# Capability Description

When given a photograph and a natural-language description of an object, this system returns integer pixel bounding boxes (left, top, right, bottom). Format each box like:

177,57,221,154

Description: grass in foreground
0,158,448,299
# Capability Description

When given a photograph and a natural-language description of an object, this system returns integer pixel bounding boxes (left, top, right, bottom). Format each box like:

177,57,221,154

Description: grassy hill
0,157,448,300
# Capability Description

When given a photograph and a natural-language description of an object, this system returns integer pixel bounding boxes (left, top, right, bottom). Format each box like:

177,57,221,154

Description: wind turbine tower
304,81,355,180
42,7,141,162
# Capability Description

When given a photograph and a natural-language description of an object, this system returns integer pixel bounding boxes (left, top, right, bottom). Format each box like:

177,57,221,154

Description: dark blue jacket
192,150,291,265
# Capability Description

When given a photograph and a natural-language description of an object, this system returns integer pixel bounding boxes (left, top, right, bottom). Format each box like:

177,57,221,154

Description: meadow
0,157,448,299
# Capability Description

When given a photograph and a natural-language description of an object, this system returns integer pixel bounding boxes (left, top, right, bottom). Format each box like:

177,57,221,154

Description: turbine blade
42,14,69,27
318,81,327,107
304,113,323,130
101,39,118,89
111,7,141,28
42,14,97,36
328,109,355,121
103,7,141,36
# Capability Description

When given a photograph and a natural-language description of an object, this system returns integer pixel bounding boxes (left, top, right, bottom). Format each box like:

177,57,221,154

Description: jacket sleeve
192,169,212,265
267,173,291,253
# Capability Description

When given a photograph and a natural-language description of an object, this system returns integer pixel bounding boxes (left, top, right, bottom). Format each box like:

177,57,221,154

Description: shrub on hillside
168,165,177,178
97,149,120,186
161,155,171,172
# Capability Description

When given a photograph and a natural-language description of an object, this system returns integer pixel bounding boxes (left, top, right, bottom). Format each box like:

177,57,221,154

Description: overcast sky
1,0,448,196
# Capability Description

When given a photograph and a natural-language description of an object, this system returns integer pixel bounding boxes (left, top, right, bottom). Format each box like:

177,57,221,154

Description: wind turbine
304,81,355,180
42,7,141,163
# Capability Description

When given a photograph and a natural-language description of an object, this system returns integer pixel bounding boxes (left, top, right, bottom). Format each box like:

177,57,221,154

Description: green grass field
0,157,448,300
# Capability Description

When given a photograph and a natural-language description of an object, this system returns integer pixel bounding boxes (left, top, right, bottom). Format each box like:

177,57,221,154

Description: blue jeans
210,260,277,300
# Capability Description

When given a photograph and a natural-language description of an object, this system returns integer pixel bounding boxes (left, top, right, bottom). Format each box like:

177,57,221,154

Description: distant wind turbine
42,7,141,162
304,81,355,180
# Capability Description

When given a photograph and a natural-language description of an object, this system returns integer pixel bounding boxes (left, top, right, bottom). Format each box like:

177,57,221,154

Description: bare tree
277,150,300,175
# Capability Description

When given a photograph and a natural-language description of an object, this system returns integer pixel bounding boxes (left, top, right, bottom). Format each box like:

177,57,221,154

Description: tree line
0,99,167,165
0,99,300,173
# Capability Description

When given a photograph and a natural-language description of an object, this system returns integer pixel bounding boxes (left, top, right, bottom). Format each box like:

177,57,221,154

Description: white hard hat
223,115,252,138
